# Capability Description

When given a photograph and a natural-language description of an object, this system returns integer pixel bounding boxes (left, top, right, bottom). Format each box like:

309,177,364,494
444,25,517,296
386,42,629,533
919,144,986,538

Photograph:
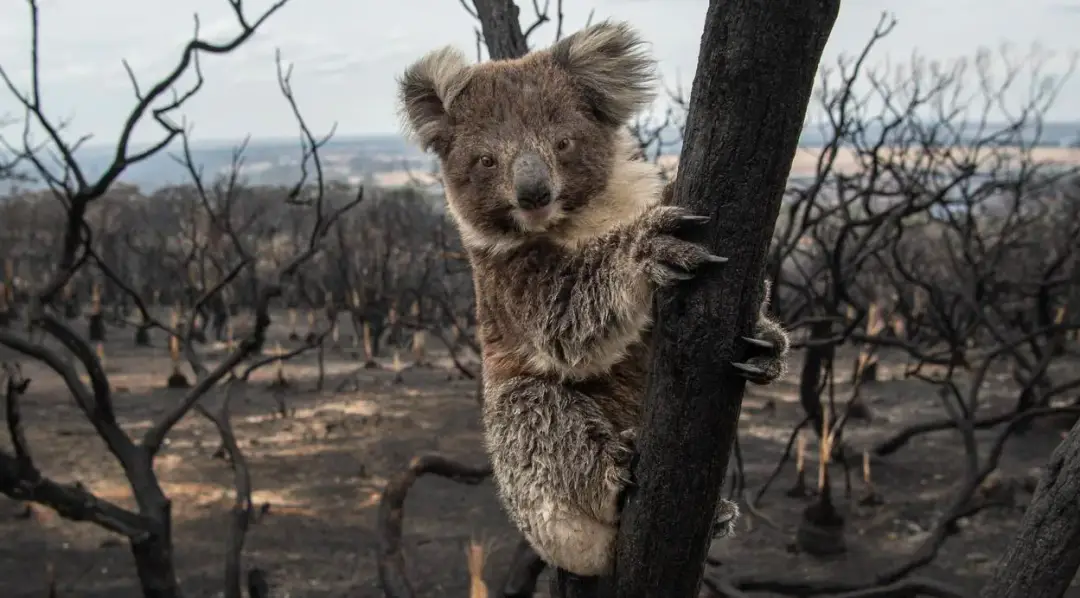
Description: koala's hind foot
614,428,739,542
732,315,790,385
713,497,740,539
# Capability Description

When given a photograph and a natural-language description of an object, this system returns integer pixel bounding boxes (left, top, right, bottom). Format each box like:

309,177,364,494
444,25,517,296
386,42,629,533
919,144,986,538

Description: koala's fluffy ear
397,46,472,156
549,20,657,127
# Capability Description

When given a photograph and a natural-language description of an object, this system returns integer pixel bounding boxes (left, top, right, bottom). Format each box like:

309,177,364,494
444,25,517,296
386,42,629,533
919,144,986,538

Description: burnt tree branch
377,454,493,598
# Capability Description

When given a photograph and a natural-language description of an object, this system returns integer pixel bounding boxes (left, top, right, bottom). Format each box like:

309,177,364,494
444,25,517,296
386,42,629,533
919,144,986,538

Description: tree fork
559,1,841,595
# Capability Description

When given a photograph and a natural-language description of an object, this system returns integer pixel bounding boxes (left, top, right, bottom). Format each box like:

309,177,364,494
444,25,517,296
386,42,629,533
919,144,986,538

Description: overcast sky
0,0,1077,146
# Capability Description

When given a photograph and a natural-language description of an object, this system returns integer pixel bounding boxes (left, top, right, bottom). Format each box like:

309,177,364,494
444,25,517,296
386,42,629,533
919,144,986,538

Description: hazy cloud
0,0,1075,146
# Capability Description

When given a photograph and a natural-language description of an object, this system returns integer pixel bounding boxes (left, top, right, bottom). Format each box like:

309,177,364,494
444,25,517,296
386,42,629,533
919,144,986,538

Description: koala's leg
732,279,790,385
482,377,632,577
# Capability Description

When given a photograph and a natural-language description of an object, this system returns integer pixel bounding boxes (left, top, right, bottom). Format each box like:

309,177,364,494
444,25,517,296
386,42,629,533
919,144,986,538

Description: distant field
373,146,1080,189
375,169,440,188
662,145,1080,178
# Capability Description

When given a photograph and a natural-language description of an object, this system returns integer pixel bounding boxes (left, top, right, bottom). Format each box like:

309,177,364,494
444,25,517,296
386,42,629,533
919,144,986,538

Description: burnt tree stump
88,312,106,341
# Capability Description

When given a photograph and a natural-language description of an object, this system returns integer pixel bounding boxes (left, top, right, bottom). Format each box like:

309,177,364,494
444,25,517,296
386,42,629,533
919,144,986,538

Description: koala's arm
485,229,650,375
488,209,723,376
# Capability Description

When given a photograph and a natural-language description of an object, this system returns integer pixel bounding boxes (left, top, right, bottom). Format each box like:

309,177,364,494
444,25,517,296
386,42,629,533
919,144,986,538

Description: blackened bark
980,418,1080,598
606,1,839,596
496,539,547,597
88,312,106,342
799,319,834,436
125,448,182,598
471,0,529,60
129,512,180,598
551,572,605,598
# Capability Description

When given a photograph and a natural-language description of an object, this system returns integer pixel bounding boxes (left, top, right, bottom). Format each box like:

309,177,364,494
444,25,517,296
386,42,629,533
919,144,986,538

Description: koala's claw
610,427,638,470
733,319,790,385
636,206,728,287
613,427,640,514
616,428,639,464
741,336,776,352
677,214,712,226
731,361,770,384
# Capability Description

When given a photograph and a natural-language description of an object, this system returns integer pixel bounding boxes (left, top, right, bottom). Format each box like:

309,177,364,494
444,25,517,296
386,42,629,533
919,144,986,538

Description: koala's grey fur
397,20,789,576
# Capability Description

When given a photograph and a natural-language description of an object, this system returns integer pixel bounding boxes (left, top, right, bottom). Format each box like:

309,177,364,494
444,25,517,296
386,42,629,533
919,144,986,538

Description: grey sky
0,0,1077,146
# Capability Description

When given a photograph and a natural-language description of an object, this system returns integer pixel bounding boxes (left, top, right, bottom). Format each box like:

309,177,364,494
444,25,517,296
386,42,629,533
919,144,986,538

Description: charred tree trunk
128,461,181,598
799,319,833,436
980,418,1080,598
601,1,839,596
370,320,385,359
135,323,151,347
472,0,529,60
212,307,228,342
63,297,79,320
88,312,106,342
130,530,181,598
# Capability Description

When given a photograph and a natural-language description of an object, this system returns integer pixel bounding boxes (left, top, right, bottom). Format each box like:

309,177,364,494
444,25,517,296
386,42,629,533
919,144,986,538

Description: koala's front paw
712,498,740,539
633,206,727,287
732,316,790,385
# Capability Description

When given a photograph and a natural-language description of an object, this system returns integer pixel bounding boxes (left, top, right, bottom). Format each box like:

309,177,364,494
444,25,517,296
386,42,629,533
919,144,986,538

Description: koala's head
397,21,657,249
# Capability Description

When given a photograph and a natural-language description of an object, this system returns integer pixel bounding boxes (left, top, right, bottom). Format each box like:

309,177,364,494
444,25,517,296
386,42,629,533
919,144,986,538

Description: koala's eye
478,155,496,168
556,138,574,152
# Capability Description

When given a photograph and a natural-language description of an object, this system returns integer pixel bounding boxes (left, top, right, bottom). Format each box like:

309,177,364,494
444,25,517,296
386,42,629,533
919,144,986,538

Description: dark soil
2,314,1079,597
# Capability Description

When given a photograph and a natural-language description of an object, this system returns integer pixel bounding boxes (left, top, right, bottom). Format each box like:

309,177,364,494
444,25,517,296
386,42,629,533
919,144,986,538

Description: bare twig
377,454,493,598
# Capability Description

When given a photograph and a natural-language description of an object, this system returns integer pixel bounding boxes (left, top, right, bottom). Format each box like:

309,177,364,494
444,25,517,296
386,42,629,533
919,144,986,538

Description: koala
397,21,789,576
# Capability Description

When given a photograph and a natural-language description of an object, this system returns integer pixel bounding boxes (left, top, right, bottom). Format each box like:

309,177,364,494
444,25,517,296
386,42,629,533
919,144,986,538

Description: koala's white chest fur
553,135,664,249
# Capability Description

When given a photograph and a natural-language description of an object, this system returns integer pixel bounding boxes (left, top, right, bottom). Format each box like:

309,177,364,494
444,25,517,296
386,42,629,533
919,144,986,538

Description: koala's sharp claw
741,336,775,355
679,214,711,224
704,254,729,264
731,361,767,381
731,361,764,374
741,336,773,349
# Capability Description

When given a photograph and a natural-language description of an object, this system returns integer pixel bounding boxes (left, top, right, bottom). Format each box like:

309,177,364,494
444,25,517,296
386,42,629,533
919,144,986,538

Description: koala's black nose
516,182,553,210
512,151,554,210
